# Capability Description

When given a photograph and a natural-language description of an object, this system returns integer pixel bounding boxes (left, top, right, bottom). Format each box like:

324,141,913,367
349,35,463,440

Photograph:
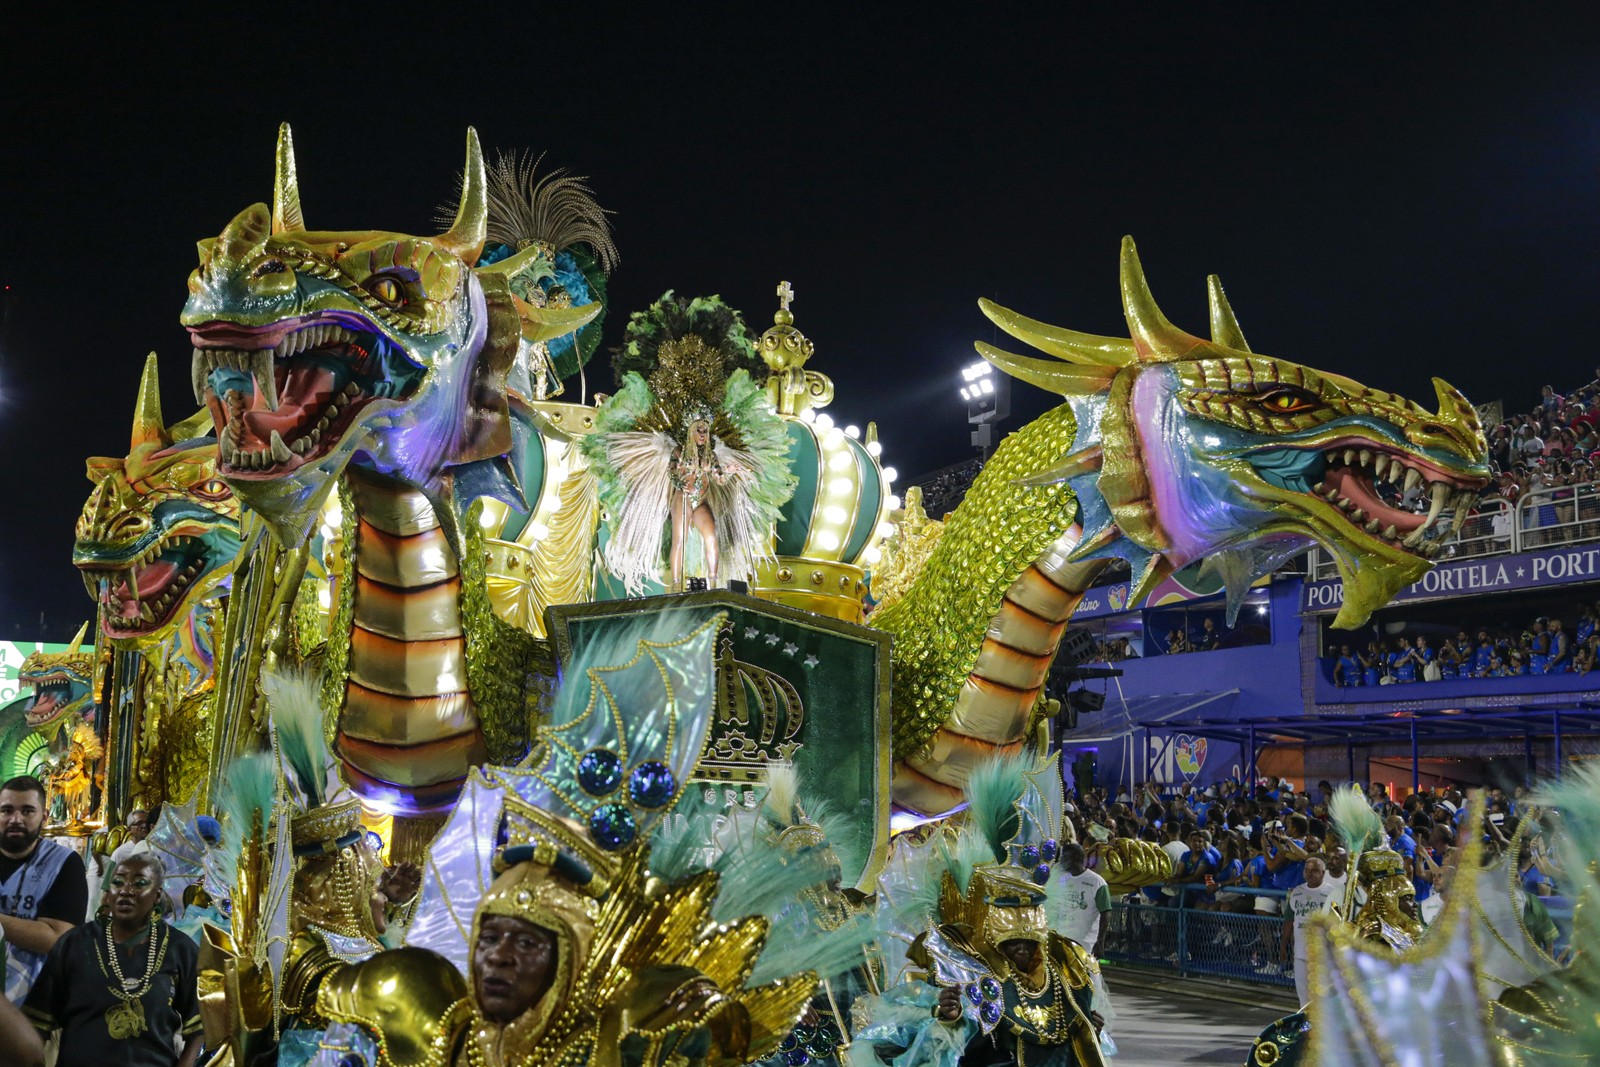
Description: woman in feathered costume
584,294,795,593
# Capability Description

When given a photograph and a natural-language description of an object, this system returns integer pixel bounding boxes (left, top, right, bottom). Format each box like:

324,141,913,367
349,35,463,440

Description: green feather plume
262,665,328,808
213,753,277,883
1329,784,1385,855
963,752,1031,863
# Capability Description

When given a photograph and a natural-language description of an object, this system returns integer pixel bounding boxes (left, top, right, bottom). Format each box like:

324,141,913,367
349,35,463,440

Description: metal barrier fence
1101,892,1294,989
1308,481,1600,580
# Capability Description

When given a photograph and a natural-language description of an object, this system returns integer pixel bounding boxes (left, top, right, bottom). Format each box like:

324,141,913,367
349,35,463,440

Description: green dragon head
19,623,95,733
181,125,599,546
74,353,241,643
979,237,1491,630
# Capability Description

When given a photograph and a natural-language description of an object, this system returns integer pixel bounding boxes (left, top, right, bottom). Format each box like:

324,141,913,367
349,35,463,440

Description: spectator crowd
1482,374,1600,548
1326,600,1600,686
1065,774,1568,1003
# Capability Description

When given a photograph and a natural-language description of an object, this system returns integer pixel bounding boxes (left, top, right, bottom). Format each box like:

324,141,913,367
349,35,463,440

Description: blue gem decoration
784,1049,810,1067
965,982,983,1006
780,1033,799,1053
577,749,623,796
1020,844,1041,867
1041,839,1059,863
980,1001,1002,1026
980,976,1002,1001
627,760,677,809
587,803,637,850
1032,863,1052,885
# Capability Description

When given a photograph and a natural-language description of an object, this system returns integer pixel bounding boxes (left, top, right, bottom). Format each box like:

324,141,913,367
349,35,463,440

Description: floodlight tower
958,360,1010,458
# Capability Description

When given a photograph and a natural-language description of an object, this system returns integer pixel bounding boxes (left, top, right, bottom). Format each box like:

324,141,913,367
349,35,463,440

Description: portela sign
1302,546,1600,615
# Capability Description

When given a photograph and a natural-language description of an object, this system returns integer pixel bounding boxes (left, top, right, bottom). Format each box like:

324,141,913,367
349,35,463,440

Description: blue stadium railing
1099,885,1575,989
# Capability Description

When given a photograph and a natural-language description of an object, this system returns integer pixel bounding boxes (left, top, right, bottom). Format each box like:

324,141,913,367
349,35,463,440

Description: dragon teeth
269,430,292,464
1404,467,1422,492
250,349,278,411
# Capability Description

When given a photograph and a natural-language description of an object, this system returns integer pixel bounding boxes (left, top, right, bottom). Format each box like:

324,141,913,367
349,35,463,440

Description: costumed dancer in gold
854,755,1107,1067
307,614,832,1067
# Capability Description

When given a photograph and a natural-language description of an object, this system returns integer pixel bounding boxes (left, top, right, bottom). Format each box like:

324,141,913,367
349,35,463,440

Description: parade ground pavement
1103,975,1291,1066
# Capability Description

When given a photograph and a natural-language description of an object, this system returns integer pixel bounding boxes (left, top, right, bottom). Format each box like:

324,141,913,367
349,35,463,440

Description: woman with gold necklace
22,851,202,1067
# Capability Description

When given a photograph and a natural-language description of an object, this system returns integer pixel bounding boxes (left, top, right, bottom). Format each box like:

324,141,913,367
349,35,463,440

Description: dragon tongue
134,559,179,597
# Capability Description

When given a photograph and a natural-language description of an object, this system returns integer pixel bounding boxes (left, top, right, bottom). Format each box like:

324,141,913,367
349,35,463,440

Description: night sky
2,10,1598,639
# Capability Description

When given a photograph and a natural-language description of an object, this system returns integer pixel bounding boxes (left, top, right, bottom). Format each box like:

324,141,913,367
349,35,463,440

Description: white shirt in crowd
1160,839,1189,897
1056,868,1111,948
1285,881,1339,959
1322,871,1348,903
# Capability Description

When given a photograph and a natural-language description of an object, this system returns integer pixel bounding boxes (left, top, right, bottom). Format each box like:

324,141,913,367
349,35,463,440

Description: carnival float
4,121,1594,1067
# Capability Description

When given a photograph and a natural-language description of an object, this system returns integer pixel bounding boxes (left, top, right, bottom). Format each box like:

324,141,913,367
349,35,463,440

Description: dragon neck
338,467,483,816
875,401,1116,764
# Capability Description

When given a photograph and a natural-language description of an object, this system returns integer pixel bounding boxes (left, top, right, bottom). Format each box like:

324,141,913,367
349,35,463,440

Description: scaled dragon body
873,239,1491,814
72,353,242,810
184,126,598,819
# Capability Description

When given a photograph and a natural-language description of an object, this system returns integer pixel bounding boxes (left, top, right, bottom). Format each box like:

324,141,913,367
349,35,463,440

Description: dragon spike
436,127,488,266
1432,376,1484,441
1065,519,1121,562
272,123,305,234
1120,236,1204,362
977,298,1136,368
1206,275,1251,352
975,341,1116,397
1126,552,1176,607
131,352,168,450
216,203,271,264
1012,445,1104,489
66,620,90,654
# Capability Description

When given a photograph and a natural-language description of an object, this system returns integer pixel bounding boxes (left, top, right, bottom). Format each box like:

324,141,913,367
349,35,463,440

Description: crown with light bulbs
752,281,898,622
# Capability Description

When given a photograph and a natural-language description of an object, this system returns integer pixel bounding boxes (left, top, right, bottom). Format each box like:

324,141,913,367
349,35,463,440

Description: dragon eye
194,479,232,501
252,258,288,278
366,276,406,307
1255,388,1319,415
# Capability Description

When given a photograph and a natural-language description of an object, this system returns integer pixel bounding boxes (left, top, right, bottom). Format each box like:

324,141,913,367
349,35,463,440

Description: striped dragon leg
337,470,487,816
893,524,1110,815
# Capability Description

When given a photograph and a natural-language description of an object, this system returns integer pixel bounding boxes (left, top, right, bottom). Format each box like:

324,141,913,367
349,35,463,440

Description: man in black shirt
1,776,87,1004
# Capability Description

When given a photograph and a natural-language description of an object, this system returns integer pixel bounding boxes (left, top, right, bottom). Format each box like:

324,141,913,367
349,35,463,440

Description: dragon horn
1206,275,1251,352
1120,236,1204,362
131,352,168,449
436,127,487,266
975,341,1115,397
272,123,305,234
216,204,271,264
977,298,1136,368
66,620,90,654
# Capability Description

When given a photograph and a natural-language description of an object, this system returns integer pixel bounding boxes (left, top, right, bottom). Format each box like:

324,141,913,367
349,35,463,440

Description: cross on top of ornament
777,280,794,312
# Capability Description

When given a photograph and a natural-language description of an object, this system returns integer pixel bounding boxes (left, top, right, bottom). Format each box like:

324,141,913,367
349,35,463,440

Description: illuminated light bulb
800,408,816,424
830,477,855,495
866,440,882,457
478,507,500,530
317,585,331,609
817,531,840,551
815,413,834,431
823,427,844,447
877,521,895,538
887,494,901,509
882,466,898,483
845,425,860,438
862,545,882,565
829,451,854,472
960,387,972,400
980,378,995,395
527,519,551,541
824,505,848,523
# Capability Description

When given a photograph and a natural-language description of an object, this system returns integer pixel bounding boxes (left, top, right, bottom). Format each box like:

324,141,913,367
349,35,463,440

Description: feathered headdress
610,291,763,389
